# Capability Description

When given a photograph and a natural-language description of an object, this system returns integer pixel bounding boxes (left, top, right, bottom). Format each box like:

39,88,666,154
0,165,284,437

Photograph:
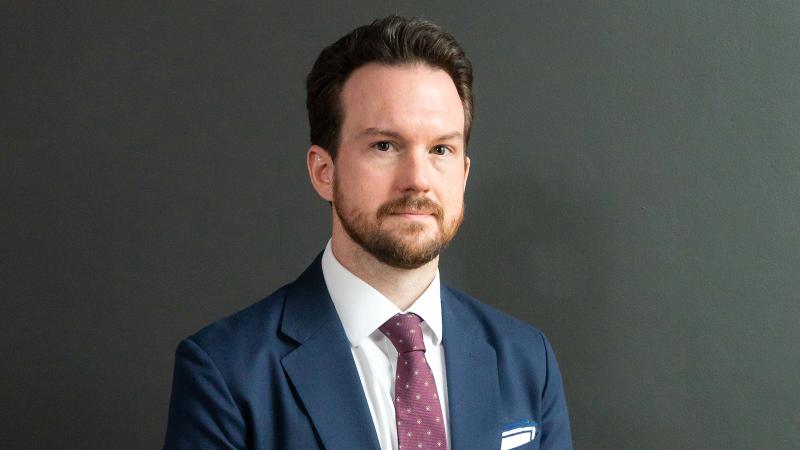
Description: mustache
377,196,443,219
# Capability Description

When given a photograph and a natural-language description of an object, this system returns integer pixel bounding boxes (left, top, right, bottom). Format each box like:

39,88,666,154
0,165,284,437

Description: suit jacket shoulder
187,283,292,371
444,285,551,346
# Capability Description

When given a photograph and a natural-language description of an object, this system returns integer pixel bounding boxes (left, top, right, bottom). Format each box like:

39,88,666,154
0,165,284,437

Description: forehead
339,63,465,139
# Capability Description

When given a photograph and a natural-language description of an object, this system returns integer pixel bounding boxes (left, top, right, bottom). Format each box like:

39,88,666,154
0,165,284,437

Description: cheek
439,191,465,222
336,171,382,207
450,185,468,214
351,167,391,196
336,161,386,188
441,172,467,202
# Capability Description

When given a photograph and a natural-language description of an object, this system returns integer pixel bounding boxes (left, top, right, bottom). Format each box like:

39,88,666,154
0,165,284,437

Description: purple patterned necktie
379,313,448,450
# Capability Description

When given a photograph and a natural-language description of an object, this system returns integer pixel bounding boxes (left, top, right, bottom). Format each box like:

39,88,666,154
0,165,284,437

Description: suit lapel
442,287,501,449
280,257,381,450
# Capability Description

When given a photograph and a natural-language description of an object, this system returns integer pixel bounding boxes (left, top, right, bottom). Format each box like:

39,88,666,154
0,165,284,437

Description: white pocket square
500,420,537,450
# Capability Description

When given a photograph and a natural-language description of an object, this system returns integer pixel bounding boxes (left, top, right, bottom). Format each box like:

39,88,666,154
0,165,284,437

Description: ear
463,155,471,190
307,145,334,202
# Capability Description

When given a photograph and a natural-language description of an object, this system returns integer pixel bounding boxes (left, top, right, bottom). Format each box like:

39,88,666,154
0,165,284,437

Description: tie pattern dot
379,313,447,450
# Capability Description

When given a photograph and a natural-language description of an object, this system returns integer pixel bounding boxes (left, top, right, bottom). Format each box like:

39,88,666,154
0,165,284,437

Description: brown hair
305,15,474,159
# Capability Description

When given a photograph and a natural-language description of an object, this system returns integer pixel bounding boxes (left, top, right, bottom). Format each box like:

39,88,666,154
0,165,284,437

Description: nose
396,149,431,194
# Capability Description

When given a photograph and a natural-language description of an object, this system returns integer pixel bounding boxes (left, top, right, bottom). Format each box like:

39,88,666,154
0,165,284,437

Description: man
164,16,572,450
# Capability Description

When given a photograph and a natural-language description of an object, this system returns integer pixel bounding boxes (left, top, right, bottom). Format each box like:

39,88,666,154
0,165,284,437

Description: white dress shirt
321,241,450,450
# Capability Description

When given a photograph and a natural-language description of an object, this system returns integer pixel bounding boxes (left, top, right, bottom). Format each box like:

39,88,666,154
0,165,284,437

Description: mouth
393,209,434,215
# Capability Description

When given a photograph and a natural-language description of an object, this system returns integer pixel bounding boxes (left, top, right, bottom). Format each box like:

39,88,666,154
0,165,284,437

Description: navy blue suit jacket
164,255,572,449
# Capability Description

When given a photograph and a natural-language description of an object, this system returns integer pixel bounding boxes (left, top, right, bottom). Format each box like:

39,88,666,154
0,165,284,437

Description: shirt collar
321,240,443,347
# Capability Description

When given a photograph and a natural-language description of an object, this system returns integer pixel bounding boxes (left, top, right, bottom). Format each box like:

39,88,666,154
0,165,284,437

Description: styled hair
305,15,473,159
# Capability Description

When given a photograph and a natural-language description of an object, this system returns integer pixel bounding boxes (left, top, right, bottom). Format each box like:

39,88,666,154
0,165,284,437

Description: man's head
306,17,472,270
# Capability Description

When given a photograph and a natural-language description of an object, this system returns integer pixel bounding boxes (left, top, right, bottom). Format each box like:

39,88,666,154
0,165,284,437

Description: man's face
331,63,470,269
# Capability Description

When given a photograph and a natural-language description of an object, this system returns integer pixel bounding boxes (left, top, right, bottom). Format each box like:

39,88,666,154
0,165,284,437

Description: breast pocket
500,420,537,450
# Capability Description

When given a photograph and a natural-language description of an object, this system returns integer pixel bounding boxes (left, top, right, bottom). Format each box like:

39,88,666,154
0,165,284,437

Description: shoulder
442,285,553,361
443,285,548,341
177,283,294,370
174,254,329,376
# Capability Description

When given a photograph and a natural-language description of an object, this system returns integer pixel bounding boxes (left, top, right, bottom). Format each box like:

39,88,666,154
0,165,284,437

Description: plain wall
3,1,799,448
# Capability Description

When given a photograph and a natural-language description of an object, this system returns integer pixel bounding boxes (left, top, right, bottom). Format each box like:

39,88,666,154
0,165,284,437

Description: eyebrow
358,128,463,142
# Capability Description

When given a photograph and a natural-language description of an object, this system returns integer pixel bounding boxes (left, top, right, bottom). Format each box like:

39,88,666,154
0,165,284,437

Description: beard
333,183,464,270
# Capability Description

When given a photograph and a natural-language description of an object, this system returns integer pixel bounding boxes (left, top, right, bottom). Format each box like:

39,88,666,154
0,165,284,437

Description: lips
392,210,434,216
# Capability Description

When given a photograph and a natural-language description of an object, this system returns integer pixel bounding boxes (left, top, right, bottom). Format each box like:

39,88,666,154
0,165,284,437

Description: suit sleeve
163,338,246,450
539,333,573,450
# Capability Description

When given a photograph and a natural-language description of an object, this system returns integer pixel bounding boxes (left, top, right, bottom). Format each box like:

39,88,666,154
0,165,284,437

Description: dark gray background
3,1,799,449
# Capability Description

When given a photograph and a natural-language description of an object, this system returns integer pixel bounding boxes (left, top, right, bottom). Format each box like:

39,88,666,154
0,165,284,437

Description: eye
431,145,451,156
373,141,393,152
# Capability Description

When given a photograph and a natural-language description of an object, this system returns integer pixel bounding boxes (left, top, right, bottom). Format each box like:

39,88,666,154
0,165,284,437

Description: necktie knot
379,313,426,354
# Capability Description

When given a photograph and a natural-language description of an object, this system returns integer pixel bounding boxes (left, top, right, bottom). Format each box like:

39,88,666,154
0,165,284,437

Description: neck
330,230,438,311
